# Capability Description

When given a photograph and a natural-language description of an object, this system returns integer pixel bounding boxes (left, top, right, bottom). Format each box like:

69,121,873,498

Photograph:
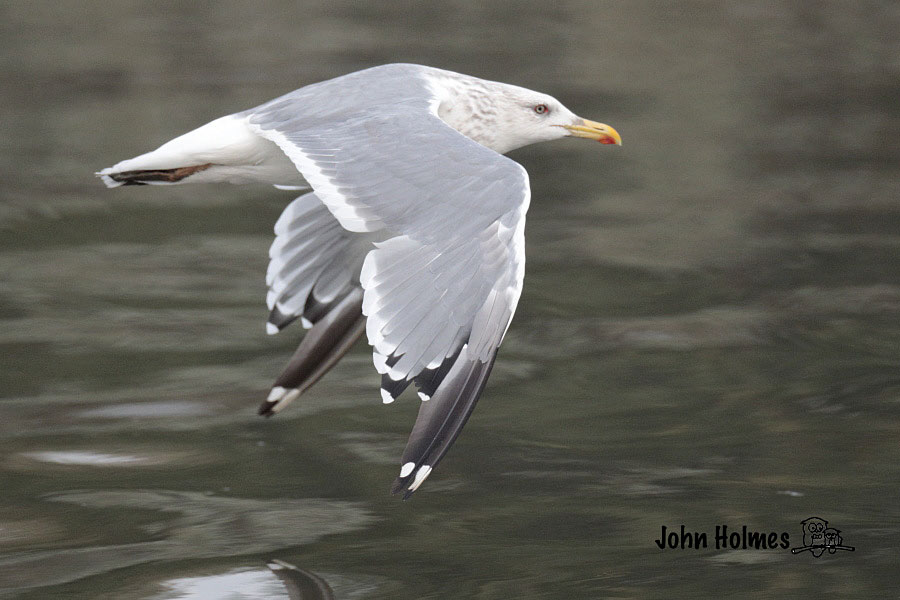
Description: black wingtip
389,479,417,500
258,401,277,417
387,350,497,499
267,306,298,331
390,478,407,496
381,373,412,402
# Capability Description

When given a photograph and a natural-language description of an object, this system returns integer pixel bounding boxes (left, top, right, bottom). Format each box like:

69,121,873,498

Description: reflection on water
151,561,385,600
267,560,334,600
2,0,899,598
0,490,373,593
154,569,290,600
20,451,153,466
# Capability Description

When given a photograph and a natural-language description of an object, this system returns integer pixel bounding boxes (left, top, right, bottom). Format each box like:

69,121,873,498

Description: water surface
2,1,899,598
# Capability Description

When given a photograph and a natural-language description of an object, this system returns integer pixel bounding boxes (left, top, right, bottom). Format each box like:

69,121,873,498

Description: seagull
98,64,621,498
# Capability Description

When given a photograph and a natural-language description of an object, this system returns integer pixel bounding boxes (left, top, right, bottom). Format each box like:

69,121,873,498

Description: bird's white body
99,65,583,188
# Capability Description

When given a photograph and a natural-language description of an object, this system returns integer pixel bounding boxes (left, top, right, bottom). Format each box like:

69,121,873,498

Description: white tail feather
97,114,304,187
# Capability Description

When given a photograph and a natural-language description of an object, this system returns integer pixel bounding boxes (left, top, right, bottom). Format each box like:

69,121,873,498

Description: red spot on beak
598,136,617,145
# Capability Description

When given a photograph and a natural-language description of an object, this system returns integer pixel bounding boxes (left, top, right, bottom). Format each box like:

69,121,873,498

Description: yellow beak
562,119,622,145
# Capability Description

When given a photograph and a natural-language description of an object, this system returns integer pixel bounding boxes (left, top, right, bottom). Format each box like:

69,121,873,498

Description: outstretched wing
248,91,529,497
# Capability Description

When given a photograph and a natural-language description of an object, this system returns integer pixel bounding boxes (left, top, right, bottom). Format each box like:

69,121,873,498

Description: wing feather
249,74,530,494
391,345,498,498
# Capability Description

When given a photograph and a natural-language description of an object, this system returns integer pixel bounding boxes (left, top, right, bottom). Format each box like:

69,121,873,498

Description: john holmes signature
654,516,855,558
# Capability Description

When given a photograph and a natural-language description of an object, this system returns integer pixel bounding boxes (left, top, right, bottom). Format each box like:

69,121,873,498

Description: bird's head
477,83,622,154
428,72,621,155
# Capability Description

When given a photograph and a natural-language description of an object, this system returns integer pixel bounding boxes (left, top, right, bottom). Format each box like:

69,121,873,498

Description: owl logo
801,517,828,557
791,516,855,557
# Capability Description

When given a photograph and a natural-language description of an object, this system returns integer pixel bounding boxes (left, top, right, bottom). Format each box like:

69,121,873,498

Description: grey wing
265,191,357,333
249,102,530,496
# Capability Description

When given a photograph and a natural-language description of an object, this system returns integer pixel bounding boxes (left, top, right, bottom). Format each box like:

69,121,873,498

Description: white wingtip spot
266,322,279,335
399,462,416,478
417,392,431,402
278,388,301,408
380,388,395,404
265,387,301,413
409,465,433,492
300,317,313,329
267,386,287,402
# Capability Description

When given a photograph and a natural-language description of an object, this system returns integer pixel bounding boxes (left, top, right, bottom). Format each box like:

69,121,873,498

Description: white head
426,71,621,154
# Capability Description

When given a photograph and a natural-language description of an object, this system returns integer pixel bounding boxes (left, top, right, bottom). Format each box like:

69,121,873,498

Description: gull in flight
98,64,621,498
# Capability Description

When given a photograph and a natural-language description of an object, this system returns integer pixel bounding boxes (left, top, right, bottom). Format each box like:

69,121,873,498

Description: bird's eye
534,104,549,115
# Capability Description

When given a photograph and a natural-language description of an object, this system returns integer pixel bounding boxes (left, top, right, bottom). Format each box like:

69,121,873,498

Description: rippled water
2,1,899,598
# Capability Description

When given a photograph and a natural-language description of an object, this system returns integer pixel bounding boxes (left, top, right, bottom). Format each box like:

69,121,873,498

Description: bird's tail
98,163,215,187
97,114,302,188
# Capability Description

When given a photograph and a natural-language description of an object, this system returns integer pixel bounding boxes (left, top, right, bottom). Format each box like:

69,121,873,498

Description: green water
2,1,899,598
